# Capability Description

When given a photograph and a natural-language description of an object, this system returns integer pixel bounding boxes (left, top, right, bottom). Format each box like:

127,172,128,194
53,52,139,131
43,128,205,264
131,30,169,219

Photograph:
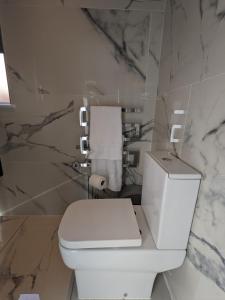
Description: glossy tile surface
0,215,171,300
0,0,164,214
152,0,225,297
0,216,73,300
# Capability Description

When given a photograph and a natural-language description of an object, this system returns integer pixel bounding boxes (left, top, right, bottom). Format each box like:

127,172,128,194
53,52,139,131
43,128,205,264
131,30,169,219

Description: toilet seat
58,198,142,249
59,205,186,273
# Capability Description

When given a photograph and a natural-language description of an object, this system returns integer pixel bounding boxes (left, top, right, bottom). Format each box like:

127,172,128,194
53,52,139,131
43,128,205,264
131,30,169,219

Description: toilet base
75,269,157,299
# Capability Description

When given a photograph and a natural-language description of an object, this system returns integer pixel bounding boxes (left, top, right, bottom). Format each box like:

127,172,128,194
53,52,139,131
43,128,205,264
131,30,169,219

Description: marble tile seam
179,83,193,157
1,174,84,215
158,69,225,97
145,12,154,92
154,11,165,91
162,0,167,12
0,216,28,254
81,8,147,81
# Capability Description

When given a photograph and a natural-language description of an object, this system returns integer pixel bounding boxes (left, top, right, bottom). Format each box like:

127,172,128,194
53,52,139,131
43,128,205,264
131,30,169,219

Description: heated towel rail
78,105,142,169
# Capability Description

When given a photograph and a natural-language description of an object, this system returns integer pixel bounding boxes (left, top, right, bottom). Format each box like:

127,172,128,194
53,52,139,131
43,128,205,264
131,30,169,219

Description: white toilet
58,151,201,299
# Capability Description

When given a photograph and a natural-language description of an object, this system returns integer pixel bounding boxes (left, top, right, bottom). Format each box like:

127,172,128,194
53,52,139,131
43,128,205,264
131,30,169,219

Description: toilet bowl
58,151,201,300
59,204,185,299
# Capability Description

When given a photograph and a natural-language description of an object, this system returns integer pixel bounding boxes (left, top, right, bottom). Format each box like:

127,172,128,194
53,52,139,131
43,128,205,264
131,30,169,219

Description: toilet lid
58,198,142,249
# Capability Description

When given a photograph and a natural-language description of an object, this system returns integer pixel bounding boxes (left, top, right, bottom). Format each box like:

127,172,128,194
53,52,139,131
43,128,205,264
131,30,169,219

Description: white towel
91,160,122,192
88,106,123,191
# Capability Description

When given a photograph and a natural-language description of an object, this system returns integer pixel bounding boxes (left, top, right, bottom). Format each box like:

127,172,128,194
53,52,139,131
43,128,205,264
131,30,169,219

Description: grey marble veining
0,216,171,300
0,0,166,11
77,0,166,11
82,8,150,80
0,101,75,158
188,231,225,292
7,65,50,95
0,162,88,215
152,0,225,295
123,0,163,11
0,3,164,215
162,0,225,91
0,216,73,300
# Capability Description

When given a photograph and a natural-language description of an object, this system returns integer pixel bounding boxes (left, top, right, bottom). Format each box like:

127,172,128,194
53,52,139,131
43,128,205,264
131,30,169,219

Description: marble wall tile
181,74,225,259
157,0,173,94
158,0,225,94
165,258,225,300
1,6,151,97
180,74,225,290
0,5,155,113
152,85,191,156
151,95,169,152
0,161,88,215
80,9,150,94
0,0,166,11
74,0,166,11
153,0,225,296
1,161,84,196
146,13,164,99
0,2,164,214
3,176,88,215
0,110,81,162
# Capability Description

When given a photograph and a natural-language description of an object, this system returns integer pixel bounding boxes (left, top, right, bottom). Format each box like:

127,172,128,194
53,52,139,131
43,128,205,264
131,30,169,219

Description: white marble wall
0,0,164,214
152,0,225,297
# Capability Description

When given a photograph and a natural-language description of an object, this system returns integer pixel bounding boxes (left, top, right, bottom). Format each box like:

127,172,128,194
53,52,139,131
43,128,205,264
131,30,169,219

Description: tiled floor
0,216,73,300
0,216,171,300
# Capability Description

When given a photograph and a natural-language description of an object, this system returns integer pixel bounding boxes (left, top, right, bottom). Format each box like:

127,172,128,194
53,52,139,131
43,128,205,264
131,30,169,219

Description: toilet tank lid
149,151,201,180
58,198,142,249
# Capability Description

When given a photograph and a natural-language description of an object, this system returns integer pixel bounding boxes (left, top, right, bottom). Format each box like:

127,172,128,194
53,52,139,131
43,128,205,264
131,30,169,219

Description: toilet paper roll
89,174,107,190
